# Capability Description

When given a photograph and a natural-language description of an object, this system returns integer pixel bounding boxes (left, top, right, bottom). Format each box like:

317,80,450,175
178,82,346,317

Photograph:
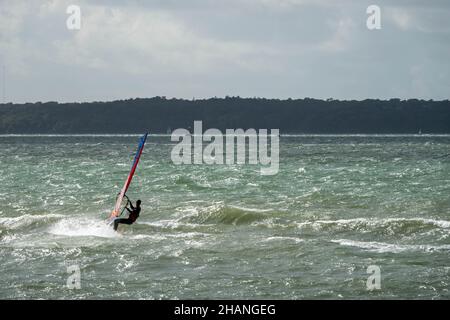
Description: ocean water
0,134,449,299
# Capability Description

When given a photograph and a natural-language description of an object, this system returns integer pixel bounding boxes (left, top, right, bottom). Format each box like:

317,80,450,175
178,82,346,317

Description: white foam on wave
227,205,277,214
0,233,20,244
296,217,450,230
47,218,118,238
129,234,167,241
0,214,64,229
140,219,215,230
166,232,209,239
419,218,450,229
263,236,304,244
332,239,450,253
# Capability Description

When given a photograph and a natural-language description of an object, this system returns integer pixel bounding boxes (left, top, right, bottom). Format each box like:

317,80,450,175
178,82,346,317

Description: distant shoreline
1,97,449,134
1,134,450,137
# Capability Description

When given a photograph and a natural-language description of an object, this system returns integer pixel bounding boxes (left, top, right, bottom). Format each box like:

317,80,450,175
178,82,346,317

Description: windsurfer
113,199,141,231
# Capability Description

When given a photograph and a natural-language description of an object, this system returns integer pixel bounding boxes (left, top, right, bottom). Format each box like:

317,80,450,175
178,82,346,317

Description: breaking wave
47,218,118,238
332,239,450,253
0,214,64,230
186,205,279,225
295,217,450,234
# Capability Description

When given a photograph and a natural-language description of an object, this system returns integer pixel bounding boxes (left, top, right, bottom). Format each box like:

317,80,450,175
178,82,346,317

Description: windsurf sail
109,133,148,219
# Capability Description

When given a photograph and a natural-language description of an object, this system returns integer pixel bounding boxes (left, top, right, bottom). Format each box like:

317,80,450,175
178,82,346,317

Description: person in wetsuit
113,199,141,231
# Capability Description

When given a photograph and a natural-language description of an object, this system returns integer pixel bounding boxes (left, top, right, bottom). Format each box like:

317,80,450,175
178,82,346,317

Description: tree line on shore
0,97,449,133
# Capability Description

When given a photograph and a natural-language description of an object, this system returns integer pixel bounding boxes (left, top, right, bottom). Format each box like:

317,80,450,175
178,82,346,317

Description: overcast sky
0,0,449,103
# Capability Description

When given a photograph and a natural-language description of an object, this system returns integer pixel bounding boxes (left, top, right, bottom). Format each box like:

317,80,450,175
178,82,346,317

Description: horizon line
1,133,450,138
1,96,450,105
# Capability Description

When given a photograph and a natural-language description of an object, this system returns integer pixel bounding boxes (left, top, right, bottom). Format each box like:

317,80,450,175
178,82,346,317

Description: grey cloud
0,0,449,103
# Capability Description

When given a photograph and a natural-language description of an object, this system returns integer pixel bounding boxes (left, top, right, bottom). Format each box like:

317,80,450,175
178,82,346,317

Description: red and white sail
109,133,148,219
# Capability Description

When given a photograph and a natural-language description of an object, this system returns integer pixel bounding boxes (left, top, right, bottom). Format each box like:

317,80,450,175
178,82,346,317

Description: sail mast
110,133,148,219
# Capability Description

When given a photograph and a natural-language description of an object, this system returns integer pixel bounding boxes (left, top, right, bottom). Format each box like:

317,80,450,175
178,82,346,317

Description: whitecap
262,236,304,244
0,214,64,230
47,218,118,238
295,217,450,231
332,239,450,253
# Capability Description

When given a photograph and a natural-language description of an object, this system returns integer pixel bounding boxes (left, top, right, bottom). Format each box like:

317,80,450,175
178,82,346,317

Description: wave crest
332,239,450,253
296,217,450,234
186,205,278,225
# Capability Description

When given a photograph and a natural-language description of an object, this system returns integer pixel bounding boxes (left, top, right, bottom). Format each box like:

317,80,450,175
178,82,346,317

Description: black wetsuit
114,203,140,231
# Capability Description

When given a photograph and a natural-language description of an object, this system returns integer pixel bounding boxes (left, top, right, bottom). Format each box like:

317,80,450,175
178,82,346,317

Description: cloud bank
0,0,449,102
